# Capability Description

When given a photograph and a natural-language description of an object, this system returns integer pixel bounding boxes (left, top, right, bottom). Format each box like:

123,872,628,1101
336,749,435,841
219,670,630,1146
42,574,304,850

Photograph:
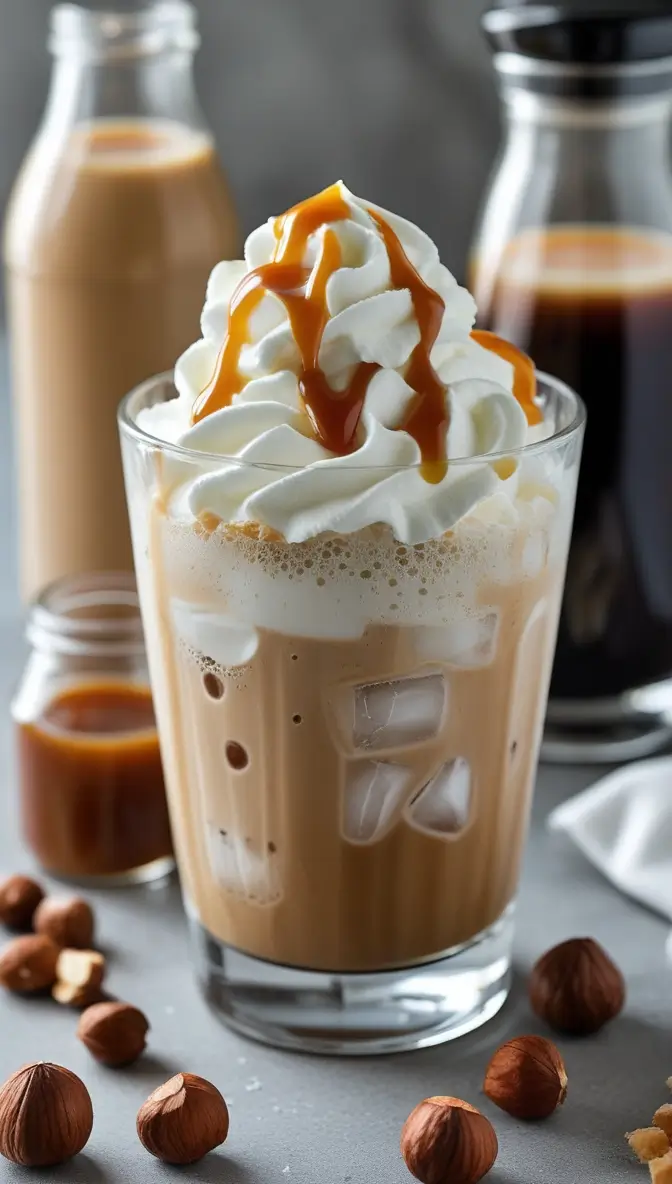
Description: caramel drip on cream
192,184,538,481
471,330,541,428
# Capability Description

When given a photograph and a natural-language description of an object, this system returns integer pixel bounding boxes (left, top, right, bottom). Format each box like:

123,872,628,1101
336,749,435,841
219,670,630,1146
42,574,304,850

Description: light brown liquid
5,120,239,600
138,517,562,974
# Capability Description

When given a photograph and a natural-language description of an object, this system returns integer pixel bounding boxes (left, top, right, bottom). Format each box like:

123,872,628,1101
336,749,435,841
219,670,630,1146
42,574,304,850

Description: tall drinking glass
120,371,584,1055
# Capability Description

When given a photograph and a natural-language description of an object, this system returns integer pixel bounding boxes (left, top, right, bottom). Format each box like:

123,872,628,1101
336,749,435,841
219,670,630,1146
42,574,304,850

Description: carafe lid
483,2,672,63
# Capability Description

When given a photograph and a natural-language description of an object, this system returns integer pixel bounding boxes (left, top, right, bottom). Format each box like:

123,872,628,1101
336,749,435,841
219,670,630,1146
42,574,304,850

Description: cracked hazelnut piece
0,1062,93,1167
627,1128,671,1163
651,1152,672,1182
654,1106,672,1140
52,949,106,1008
0,934,59,992
78,1001,149,1067
137,1073,229,1164
33,897,94,949
0,875,44,930
484,1035,568,1121
529,937,625,1035
401,1096,498,1184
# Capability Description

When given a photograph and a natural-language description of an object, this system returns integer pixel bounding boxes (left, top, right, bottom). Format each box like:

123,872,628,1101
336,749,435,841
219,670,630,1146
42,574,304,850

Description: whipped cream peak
138,181,547,544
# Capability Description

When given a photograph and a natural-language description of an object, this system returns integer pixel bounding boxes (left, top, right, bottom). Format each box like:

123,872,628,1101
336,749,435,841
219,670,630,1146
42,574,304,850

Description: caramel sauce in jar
12,573,174,884
17,681,172,881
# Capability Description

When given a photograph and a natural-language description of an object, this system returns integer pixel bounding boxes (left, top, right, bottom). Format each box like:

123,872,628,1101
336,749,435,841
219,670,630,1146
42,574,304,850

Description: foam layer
74,119,214,172
160,487,569,645
486,226,672,297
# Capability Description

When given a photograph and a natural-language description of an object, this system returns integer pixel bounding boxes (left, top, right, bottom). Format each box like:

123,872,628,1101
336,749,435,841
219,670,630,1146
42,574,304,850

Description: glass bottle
472,1,672,762
4,2,240,602
12,572,174,885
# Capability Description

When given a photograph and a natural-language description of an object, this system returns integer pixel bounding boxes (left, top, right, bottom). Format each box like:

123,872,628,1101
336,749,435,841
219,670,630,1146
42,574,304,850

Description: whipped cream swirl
139,182,539,544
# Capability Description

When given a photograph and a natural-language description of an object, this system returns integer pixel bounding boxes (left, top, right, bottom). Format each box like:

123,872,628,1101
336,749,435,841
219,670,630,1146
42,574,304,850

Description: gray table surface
0,364,668,1184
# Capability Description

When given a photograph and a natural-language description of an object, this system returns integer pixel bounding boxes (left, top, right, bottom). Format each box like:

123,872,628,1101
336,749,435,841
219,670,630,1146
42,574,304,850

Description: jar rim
49,2,199,60
29,572,147,657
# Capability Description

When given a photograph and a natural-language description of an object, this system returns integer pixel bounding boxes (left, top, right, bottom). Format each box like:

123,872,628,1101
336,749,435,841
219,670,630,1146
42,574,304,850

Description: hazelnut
0,934,59,992
137,1073,229,1164
529,937,625,1035
484,1035,568,1121
52,948,106,1008
654,1105,672,1140
33,896,94,949
0,875,44,930
78,1000,149,1066
401,1096,498,1184
627,1128,671,1163
651,1152,672,1183
0,1062,93,1166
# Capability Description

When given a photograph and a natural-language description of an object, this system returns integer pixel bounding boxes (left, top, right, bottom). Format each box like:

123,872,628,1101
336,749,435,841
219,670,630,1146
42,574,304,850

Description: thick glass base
544,680,672,764
45,854,175,888
190,909,513,1056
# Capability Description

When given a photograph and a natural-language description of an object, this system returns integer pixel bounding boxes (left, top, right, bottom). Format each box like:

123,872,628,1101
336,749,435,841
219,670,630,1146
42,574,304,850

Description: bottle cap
483,2,672,63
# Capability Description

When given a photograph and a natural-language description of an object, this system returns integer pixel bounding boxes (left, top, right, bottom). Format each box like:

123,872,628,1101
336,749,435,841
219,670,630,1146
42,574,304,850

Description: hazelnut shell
78,1001,149,1066
484,1035,568,1120
529,937,625,1035
33,897,94,949
0,934,59,992
0,875,44,930
137,1073,229,1164
401,1095,498,1184
0,1062,93,1166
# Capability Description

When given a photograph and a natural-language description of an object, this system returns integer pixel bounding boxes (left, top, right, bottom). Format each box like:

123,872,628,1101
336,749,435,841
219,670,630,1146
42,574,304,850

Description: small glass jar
12,573,174,885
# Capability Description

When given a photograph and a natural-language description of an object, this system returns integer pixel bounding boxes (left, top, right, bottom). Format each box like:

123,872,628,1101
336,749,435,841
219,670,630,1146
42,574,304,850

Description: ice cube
206,826,280,903
342,761,413,843
171,600,258,667
521,533,548,579
414,613,499,669
408,758,472,835
352,672,447,751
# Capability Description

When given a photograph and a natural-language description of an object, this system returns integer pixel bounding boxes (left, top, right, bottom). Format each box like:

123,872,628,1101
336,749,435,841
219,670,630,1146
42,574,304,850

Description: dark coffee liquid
474,227,672,699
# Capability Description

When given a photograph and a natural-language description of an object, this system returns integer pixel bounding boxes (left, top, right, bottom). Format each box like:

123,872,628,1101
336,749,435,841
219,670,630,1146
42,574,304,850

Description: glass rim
118,369,586,473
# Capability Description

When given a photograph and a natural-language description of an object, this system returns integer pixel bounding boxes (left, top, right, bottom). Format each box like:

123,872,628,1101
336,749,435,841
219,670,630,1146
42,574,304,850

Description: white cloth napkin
548,757,672,921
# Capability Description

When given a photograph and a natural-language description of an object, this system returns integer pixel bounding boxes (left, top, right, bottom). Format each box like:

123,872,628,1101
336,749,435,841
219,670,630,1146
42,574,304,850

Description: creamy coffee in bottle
4,3,239,600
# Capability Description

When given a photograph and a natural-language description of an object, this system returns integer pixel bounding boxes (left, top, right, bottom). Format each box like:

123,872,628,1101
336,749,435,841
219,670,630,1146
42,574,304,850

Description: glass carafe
472,1,672,762
4,2,239,602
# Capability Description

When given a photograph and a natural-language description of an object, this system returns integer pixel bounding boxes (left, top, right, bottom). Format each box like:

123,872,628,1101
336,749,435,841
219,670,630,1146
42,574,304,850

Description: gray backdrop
0,0,499,284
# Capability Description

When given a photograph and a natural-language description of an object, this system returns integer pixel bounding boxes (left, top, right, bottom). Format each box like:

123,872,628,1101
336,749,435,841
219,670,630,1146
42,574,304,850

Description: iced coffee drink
120,183,584,1053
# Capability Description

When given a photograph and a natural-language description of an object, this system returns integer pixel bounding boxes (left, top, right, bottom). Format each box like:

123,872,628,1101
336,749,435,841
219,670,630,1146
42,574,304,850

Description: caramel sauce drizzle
192,184,538,481
370,211,448,483
471,329,542,428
